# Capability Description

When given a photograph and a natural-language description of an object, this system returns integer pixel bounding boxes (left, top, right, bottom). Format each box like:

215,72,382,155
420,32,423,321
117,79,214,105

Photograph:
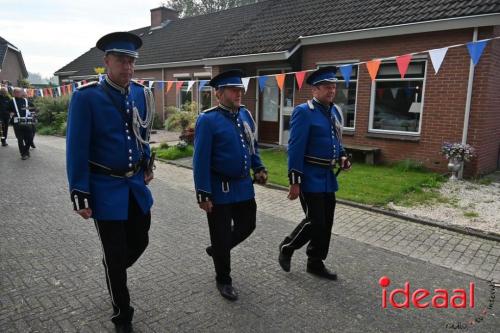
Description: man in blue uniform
66,31,154,332
193,70,268,301
278,66,351,280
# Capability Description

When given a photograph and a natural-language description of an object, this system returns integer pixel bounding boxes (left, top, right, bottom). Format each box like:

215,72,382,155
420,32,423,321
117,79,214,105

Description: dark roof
209,0,500,57
0,36,28,77
56,0,500,76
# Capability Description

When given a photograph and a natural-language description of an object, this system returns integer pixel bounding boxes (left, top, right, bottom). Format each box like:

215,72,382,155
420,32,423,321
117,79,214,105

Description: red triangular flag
176,81,184,92
295,71,306,90
366,60,381,81
275,74,285,91
396,54,412,79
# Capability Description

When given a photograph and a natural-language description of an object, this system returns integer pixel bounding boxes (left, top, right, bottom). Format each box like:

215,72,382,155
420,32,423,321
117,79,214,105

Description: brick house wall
295,27,499,175
0,48,25,84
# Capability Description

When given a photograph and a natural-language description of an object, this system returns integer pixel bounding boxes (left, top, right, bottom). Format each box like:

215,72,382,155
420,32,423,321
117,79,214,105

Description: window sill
365,132,420,142
343,129,355,136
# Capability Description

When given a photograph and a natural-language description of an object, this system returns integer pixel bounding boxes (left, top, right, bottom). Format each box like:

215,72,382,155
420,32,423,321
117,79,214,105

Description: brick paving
0,135,499,332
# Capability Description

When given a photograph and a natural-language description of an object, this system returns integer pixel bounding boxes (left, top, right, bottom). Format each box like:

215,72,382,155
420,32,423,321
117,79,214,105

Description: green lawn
259,148,445,206
154,145,194,160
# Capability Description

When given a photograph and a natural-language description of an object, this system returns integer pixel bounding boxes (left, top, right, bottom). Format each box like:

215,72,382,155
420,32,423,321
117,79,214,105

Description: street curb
159,158,500,243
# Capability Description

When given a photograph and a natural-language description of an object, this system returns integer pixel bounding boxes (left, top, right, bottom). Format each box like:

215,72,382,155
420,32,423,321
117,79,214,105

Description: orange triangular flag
295,71,306,90
275,74,285,91
176,81,184,92
396,54,412,78
366,59,381,81
166,81,173,93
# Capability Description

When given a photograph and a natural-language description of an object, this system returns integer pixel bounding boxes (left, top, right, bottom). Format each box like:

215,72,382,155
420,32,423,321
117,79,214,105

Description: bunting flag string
2,36,499,99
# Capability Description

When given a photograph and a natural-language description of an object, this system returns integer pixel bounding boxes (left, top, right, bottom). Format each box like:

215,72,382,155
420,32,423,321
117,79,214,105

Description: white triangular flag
429,47,448,74
340,88,347,99
187,80,195,91
148,81,154,89
391,88,398,99
242,77,250,93
39,89,44,97
57,87,61,96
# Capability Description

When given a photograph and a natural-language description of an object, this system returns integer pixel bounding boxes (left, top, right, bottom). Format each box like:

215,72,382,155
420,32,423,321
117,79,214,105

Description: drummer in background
22,89,37,149
7,88,35,160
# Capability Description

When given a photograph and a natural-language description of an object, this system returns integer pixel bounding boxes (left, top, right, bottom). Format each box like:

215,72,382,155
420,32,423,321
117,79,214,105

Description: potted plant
441,142,475,180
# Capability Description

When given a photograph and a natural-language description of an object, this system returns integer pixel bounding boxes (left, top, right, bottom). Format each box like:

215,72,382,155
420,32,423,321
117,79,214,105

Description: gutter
299,13,500,45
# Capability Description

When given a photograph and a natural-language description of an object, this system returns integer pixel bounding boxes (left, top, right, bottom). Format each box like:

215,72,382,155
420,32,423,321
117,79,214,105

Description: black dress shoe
21,155,28,160
114,322,133,333
216,283,238,301
1,142,7,147
306,265,337,280
278,245,292,272
30,143,36,148
206,246,213,257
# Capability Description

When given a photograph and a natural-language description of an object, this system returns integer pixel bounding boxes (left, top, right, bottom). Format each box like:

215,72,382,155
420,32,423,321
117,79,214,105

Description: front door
257,70,281,144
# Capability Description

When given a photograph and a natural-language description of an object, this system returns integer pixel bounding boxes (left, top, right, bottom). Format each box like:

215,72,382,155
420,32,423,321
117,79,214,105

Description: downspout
459,27,478,178
162,68,165,124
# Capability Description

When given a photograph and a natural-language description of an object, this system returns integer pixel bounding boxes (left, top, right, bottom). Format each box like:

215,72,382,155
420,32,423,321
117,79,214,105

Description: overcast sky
0,0,166,78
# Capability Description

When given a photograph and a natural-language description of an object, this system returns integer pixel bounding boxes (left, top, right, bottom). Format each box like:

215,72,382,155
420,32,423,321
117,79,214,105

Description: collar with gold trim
105,75,130,95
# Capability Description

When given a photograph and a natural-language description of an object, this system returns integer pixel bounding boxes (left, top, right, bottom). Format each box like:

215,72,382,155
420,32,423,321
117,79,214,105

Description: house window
370,60,426,134
198,85,212,112
334,66,358,129
177,78,192,108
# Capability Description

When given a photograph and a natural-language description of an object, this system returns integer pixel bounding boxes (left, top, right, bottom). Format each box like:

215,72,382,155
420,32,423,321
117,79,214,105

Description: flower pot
447,157,463,180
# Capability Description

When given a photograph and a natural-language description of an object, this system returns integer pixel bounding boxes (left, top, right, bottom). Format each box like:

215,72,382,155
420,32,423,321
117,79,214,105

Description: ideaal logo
379,276,497,330
379,276,475,309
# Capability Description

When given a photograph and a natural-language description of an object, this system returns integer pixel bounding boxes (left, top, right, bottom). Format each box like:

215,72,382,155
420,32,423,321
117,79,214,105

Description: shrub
159,142,170,149
34,96,70,128
152,112,164,130
165,110,197,131
179,127,195,145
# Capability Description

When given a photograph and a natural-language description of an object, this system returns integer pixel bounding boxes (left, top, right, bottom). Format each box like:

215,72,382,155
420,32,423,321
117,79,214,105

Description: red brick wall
136,65,208,123
466,26,500,175
297,27,498,175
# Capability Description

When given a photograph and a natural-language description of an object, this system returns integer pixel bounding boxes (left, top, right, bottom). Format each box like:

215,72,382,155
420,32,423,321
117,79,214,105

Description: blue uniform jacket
193,104,265,205
66,77,153,220
288,99,346,193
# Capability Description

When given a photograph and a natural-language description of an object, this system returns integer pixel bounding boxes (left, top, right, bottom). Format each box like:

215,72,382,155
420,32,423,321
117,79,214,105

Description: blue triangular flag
198,80,208,91
339,65,352,88
157,81,164,90
258,76,269,93
466,40,488,66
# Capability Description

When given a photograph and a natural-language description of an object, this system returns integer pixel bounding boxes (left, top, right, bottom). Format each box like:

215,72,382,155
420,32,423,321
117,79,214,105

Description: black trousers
1,116,9,143
207,199,257,284
281,192,336,262
13,125,33,157
94,193,151,324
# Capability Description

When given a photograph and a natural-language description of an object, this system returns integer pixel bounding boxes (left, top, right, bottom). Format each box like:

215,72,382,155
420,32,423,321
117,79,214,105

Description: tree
165,0,260,17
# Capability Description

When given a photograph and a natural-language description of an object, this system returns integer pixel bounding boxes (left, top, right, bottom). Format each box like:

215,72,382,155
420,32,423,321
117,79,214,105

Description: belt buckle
125,170,134,177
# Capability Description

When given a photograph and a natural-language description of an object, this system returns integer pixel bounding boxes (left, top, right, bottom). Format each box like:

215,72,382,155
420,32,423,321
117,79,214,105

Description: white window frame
177,77,193,108
368,59,428,136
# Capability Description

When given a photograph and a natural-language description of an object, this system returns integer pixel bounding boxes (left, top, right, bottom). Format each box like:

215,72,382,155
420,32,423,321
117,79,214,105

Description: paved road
1,136,499,332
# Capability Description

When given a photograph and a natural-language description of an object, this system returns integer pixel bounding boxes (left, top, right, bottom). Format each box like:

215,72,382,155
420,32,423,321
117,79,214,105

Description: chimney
150,6,179,28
